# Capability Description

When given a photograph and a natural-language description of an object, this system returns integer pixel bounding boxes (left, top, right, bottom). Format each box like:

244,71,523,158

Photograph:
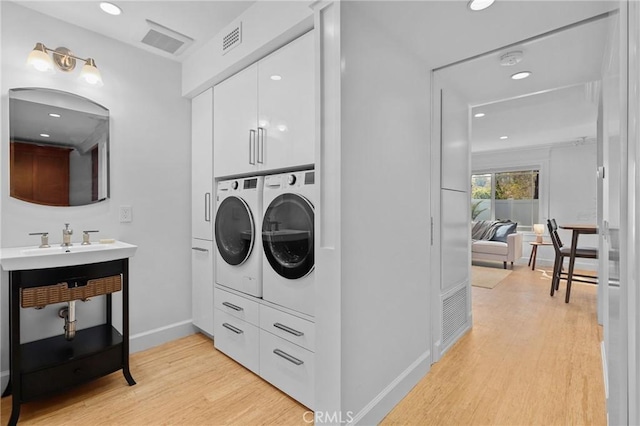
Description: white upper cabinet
214,31,314,178
257,31,314,171
214,64,259,177
192,88,214,240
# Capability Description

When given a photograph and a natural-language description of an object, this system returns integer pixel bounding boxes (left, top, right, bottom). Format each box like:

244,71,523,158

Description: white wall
472,141,598,268
182,0,313,97
1,2,192,391
337,2,431,422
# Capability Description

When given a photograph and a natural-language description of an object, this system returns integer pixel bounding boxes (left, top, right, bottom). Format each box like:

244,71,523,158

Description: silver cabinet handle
204,192,211,222
191,247,209,252
222,301,243,312
249,129,257,165
273,322,304,337
222,323,243,334
257,127,265,164
273,349,304,366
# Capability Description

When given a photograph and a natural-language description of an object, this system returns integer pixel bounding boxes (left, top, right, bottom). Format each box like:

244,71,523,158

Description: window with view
471,169,539,231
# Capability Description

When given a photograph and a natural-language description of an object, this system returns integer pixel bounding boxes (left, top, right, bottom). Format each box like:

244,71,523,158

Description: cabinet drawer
214,309,259,374
21,344,123,401
215,286,260,326
260,330,314,409
260,304,315,352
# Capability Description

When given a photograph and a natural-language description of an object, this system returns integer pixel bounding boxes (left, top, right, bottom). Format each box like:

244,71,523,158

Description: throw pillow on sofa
491,222,518,242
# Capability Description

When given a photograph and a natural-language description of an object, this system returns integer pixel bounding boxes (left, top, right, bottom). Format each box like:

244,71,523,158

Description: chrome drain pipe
58,301,77,341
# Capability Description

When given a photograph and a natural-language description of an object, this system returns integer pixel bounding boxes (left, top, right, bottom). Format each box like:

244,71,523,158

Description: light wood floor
1,264,605,425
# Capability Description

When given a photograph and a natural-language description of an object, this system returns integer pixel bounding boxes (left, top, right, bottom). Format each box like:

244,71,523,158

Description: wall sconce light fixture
27,42,104,87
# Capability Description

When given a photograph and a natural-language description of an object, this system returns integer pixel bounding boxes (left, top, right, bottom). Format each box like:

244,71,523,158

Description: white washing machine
262,169,315,316
215,176,263,297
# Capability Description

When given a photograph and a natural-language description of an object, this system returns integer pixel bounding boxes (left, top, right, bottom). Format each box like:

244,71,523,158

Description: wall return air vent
222,22,242,55
141,20,194,55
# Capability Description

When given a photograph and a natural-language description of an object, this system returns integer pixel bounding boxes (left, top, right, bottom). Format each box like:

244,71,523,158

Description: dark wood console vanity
2,258,135,426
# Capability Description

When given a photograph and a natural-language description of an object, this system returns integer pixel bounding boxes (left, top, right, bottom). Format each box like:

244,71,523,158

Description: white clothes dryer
262,169,315,316
215,176,263,297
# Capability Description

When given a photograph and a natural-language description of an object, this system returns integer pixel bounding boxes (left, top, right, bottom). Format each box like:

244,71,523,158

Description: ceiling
12,1,618,153
15,1,256,62
436,13,614,152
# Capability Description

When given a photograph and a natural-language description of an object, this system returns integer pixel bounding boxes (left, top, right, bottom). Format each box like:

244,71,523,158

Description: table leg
528,245,535,267
531,245,539,270
566,231,580,303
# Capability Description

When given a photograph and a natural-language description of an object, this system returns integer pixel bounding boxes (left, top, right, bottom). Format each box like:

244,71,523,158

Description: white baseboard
129,319,197,353
348,350,431,425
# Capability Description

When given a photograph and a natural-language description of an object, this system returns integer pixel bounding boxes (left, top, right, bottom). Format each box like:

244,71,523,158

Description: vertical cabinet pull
204,192,211,222
222,323,244,334
273,322,304,337
273,349,304,366
257,127,265,164
249,130,257,165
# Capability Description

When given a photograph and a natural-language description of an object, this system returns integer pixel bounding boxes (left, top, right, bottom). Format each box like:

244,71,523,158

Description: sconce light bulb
27,43,54,74
79,58,104,87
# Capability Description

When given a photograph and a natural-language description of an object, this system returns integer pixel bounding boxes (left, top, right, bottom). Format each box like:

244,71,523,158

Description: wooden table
528,241,553,270
559,224,598,293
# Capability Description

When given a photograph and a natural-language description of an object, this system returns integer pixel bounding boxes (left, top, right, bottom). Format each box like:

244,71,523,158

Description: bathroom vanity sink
2,242,137,426
0,240,137,271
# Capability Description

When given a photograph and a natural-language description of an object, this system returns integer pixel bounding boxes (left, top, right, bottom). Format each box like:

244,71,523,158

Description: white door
192,238,214,335
258,31,315,171
214,64,259,177
431,82,471,362
191,88,213,241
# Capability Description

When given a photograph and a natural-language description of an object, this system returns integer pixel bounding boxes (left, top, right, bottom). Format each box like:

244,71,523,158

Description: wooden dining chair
547,219,597,303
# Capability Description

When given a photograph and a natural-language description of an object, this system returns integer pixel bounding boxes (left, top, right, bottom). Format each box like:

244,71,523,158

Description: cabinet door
192,89,213,240
214,64,259,177
258,31,315,171
192,239,214,335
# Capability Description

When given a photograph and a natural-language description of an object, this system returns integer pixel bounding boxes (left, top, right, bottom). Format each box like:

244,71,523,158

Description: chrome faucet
29,232,50,248
62,223,73,247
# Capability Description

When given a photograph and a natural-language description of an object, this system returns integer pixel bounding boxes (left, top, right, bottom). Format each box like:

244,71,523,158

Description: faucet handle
29,232,50,248
81,230,99,245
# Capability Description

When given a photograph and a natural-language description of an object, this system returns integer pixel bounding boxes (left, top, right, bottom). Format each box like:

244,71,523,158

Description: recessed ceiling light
500,136,508,140
467,0,495,11
100,2,122,16
474,112,486,118
270,75,282,81
511,71,532,80
40,133,50,138
48,113,61,118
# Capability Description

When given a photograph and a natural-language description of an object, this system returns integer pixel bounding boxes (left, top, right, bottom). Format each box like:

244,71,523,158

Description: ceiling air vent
141,20,194,56
222,22,242,55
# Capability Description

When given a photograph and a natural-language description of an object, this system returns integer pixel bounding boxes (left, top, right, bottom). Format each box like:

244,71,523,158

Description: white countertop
0,240,137,271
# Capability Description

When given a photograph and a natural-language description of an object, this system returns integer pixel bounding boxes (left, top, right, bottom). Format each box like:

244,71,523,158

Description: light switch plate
120,205,132,223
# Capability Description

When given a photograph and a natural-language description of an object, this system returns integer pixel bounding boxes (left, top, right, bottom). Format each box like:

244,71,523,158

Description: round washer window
262,193,314,279
215,196,255,266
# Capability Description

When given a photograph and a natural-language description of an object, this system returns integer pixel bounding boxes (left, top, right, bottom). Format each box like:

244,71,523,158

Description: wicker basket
21,275,122,309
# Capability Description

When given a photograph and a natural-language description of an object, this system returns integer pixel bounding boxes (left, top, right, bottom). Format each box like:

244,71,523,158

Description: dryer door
215,196,255,265
262,194,314,279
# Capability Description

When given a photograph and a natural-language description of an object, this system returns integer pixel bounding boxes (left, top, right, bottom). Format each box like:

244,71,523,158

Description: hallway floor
382,264,605,425
1,265,605,425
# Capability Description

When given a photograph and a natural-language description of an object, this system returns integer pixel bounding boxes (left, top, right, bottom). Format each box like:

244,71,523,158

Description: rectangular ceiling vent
222,22,242,55
142,19,194,56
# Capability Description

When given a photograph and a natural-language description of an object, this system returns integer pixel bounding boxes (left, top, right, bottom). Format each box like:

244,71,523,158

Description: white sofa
472,232,523,269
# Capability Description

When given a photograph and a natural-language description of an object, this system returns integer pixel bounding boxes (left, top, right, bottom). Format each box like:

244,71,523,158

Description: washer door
262,194,314,279
215,196,255,266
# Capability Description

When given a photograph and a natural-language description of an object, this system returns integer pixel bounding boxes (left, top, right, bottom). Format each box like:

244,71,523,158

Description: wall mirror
9,88,109,206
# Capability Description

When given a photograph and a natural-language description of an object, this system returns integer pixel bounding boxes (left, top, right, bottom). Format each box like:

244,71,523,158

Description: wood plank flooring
1,264,605,425
382,265,605,425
